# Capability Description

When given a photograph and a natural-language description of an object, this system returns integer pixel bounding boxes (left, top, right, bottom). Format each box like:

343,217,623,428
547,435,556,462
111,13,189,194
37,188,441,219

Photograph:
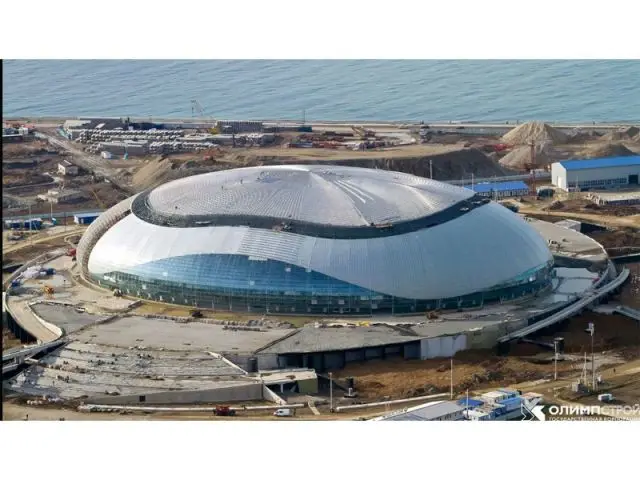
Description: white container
101,151,113,159
598,393,614,402
480,391,509,404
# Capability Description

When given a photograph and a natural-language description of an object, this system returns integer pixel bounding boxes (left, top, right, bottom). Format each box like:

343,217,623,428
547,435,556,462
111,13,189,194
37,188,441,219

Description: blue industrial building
551,155,640,191
4,218,43,230
74,212,101,225
468,181,530,199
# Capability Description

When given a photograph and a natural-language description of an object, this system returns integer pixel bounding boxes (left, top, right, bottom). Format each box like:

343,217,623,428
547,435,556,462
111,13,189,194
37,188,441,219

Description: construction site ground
512,193,640,229
2,327,22,352
2,137,128,218
4,343,639,422
8,123,637,219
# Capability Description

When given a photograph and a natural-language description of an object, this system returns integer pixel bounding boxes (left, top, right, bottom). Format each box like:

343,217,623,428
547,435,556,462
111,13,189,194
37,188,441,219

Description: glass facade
92,254,554,315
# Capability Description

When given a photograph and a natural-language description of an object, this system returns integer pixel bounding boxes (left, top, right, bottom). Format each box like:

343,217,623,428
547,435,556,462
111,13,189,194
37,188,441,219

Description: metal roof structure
559,155,640,171
373,401,466,421
257,325,418,354
145,165,475,227
469,181,529,194
81,166,553,307
74,212,102,219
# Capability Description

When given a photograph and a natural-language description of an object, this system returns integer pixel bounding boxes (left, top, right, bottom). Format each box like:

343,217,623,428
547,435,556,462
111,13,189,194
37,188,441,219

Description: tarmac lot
31,303,110,334
71,315,293,354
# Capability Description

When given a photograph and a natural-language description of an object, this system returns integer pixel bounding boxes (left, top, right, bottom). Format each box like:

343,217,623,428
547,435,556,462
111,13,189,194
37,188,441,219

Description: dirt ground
335,352,576,401
588,229,640,258
2,140,53,158
2,327,22,352
542,198,639,218
334,313,640,401
617,262,640,309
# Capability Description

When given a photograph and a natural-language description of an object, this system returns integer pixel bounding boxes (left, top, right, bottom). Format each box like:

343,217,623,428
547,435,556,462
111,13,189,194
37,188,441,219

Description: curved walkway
498,267,630,343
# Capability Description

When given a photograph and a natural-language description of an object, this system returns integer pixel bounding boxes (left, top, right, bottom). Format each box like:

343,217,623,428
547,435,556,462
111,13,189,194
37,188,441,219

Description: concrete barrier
335,393,448,412
77,402,306,414
498,267,630,343
88,382,264,405
262,384,287,405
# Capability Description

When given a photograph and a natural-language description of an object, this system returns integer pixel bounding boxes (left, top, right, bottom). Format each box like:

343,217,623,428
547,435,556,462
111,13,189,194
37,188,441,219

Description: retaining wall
89,382,264,405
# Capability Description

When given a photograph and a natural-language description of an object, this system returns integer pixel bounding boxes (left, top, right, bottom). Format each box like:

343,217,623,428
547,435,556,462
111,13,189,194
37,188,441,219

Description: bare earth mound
580,142,635,158
502,121,568,146
602,126,640,142
499,144,553,170
132,157,176,190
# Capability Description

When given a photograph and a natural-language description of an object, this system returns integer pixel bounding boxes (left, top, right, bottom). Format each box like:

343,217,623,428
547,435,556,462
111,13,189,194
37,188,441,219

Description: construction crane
89,185,106,209
526,140,537,194
191,99,219,134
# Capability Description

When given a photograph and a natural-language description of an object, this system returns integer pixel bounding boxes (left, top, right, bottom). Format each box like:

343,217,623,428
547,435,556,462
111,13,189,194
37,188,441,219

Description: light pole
329,372,333,412
553,339,559,381
586,322,596,390
450,358,454,400
28,203,32,245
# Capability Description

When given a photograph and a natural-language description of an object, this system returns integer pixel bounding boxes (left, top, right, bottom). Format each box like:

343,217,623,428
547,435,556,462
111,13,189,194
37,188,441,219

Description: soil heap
502,121,568,146
499,144,553,170
602,126,640,142
580,142,635,159
132,157,176,190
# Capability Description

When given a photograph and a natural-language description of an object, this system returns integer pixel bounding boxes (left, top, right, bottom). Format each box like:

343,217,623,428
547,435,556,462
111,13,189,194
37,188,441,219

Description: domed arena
77,165,554,315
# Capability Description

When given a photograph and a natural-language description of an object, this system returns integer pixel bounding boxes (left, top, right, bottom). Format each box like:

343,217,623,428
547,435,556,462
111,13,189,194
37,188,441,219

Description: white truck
273,408,294,418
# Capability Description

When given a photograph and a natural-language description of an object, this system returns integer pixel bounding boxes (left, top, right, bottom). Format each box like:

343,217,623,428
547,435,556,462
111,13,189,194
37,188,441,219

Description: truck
213,405,236,416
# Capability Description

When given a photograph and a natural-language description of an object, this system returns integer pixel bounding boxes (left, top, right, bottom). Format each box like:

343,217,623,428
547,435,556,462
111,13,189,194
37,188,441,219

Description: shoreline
5,116,639,130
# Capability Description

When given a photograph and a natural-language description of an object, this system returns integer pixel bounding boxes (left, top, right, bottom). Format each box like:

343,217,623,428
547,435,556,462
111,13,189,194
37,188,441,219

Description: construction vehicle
67,248,77,257
113,289,122,297
351,126,375,139
273,408,294,417
213,405,236,416
43,285,54,298
191,100,219,134
89,186,106,209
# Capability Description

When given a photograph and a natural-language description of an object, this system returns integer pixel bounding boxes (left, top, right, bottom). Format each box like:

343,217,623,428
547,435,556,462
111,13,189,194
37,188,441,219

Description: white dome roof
144,165,475,227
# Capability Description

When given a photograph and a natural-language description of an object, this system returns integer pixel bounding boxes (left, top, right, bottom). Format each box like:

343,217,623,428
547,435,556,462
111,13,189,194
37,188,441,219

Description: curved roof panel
88,202,553,300
145,165,474,227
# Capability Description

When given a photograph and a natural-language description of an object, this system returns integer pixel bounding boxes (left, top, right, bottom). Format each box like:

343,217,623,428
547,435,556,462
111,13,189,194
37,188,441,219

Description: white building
38,188,84,204
371,400,466,421
58,160,79,176
551,156,640,192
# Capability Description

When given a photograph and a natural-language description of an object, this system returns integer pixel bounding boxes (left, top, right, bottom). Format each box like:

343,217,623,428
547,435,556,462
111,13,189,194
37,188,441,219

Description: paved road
6,297,60,343
3,209,105,222
3,226,85,255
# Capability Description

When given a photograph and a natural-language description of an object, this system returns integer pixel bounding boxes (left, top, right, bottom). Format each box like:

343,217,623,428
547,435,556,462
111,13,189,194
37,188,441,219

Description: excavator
43,285,54,298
